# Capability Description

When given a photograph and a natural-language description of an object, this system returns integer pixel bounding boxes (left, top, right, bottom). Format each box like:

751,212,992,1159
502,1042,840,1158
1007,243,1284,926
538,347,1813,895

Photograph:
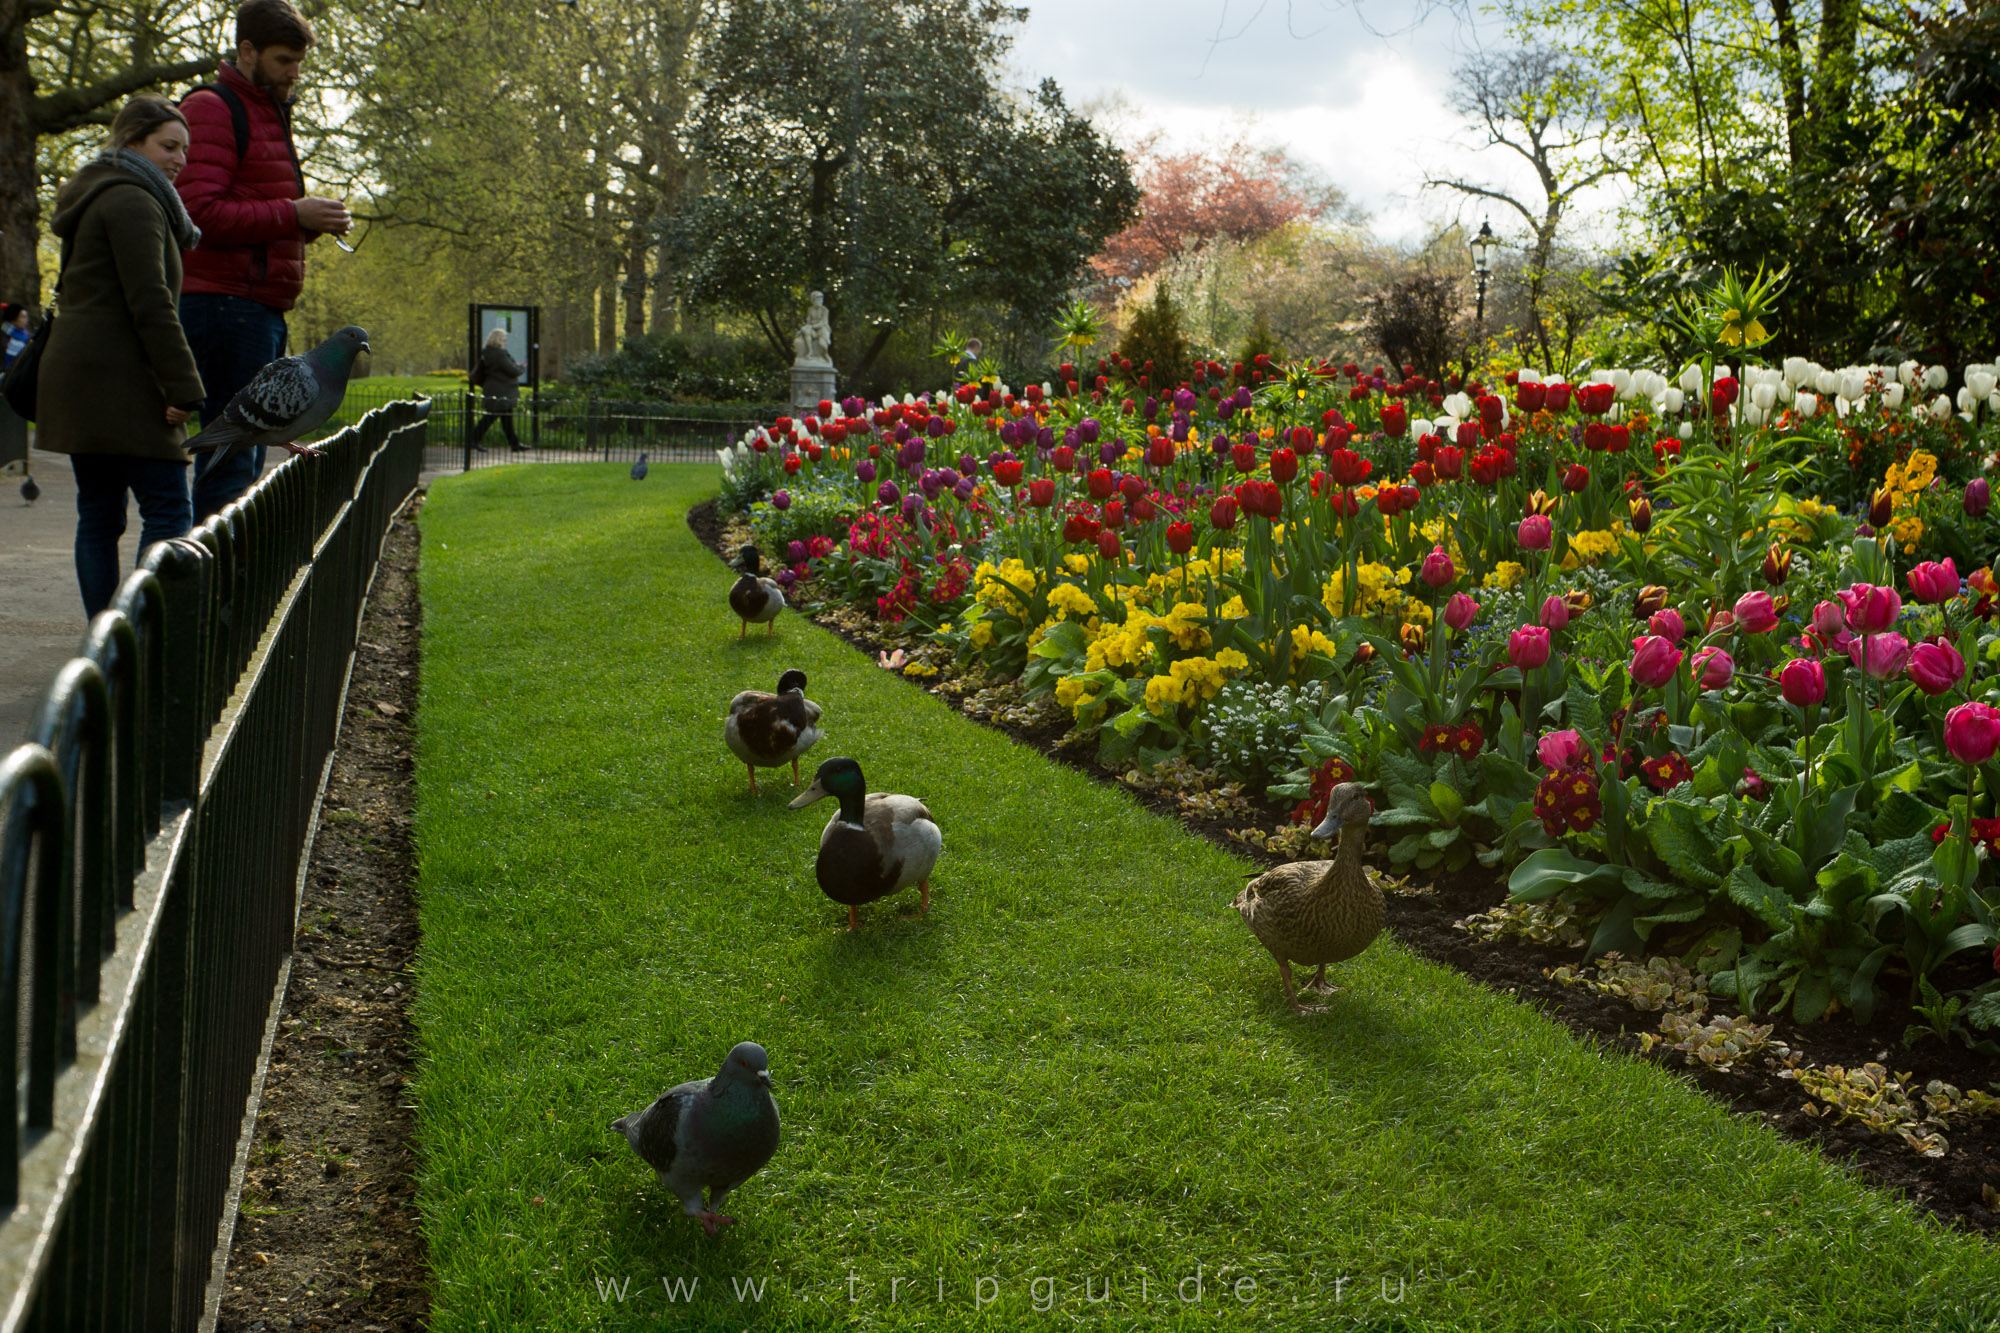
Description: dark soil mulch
691,500,2000,1239
216,498,430,1332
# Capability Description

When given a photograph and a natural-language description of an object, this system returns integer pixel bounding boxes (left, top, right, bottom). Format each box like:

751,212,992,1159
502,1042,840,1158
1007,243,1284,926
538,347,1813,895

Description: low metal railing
330,385,775,472
0,396,428,1330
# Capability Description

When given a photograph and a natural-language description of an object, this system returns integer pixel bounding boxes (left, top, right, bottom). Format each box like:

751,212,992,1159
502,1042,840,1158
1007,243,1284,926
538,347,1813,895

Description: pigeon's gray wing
225,356,320,434
616,1080,702,1175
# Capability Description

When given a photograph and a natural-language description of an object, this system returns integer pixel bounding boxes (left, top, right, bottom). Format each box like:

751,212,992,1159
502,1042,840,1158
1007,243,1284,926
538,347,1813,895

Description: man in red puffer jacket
176,0,351,520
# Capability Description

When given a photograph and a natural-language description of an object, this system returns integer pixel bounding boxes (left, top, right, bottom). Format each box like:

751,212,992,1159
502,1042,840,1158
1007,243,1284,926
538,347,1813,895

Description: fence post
138,538,213,805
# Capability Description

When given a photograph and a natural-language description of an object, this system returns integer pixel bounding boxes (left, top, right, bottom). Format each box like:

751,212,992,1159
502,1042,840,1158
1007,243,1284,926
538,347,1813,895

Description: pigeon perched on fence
184,326,371,467
19,473,38,504
613,1042,780,1235
631,452,649,481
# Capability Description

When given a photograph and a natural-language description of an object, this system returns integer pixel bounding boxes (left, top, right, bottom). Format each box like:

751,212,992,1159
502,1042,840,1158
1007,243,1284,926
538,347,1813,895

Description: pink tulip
1692,646,1735,690
1705,608,1736,635
1811,600,1845,636
1647,607,1685,645
1847,631,1912,679
1907,638,1966,696
1945,701,2000,765
1517,514,1553,551
1837,583,1902,634
1630,635,1684,688
1733,590,1779,634
1907,558,1959,605
1540,595,1571,631
1443,592,1480,631
1509,625,1552,670
1420,545,1456,588
1537,729,1587,770
1779,658,1826,707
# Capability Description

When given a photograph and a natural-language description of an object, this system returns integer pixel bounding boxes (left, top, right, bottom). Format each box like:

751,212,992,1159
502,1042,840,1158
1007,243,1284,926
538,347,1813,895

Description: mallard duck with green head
729,544,785,638
724,669,823,794
788,757,943,930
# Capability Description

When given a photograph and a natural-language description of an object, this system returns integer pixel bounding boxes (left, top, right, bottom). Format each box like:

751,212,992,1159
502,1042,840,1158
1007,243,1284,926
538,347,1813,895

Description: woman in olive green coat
37,94,206,617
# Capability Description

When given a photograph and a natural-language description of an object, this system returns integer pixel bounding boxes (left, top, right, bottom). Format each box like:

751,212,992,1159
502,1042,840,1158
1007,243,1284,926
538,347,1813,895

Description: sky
1006,0,1627,252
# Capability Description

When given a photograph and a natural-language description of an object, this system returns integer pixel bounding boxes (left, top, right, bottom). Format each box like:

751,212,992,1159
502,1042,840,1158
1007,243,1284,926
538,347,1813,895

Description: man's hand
165,405,191,425
293,197,351,234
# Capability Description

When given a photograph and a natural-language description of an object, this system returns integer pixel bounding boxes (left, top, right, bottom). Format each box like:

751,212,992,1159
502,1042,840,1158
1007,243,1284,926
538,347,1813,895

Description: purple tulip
1037,425,1056,450
855,458,876,483
877,480,900,505
952,477,975,501
919,470,944,499
1098,440,1122,466
958,453,977,475
1967,478,1991,518
771,489,791,511
926,415,947,438
787,539,807,564
1078,418,1101,445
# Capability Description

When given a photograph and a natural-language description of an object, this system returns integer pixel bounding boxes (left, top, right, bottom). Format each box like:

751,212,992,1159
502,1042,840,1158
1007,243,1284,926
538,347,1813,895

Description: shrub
566,330,786,402
1115,284,1196,392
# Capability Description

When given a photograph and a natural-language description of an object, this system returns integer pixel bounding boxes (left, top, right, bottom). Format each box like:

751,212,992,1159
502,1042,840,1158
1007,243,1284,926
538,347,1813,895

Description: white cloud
1006,0,1626,250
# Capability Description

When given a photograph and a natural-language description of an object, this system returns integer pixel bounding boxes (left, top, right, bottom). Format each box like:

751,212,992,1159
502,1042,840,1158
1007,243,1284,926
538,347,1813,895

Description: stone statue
792,291,833,366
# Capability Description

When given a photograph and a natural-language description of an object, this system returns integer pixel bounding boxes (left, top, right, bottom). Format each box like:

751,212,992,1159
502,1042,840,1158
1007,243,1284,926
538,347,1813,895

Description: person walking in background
469,327,527,453
36,96,206,618
177,0,350,520
1,304,29,369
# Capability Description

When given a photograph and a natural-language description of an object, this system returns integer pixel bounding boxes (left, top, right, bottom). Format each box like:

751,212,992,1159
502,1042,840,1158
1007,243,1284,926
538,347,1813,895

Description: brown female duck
723,668,823,794
1233,782,1385,1013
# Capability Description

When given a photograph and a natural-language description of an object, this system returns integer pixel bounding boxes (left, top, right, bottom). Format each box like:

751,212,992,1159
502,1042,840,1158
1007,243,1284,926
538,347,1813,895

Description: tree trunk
623,224,647,342
1769,0,1808,171
1812,0,1863,149
0,0,43,308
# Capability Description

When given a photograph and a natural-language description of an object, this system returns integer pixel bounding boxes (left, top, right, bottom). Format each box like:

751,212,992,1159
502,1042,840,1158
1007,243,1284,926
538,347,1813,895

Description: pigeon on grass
184,326,371,467
631,452,649,480
613,1041,780,1235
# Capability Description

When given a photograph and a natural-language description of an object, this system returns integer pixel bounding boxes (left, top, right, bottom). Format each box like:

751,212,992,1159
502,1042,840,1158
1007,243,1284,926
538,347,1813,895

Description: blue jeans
181,293,287,521
72,454,191,618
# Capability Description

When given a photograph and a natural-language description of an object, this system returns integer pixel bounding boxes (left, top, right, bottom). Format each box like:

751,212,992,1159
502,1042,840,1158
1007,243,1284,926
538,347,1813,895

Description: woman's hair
109,95,189,151
485,328,510,349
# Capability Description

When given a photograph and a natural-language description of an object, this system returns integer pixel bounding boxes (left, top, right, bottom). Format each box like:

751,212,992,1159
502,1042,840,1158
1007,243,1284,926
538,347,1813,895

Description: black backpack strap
183,82,250,164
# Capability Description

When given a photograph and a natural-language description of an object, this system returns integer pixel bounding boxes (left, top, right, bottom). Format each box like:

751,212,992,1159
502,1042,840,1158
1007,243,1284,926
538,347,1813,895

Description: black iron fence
0,398,428,1330
330,385,777,473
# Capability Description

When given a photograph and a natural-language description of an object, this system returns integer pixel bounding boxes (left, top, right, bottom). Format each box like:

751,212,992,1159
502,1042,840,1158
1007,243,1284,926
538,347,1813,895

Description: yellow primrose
1144,673,1186,715
1213,647,1250,671
1484,561,1526,590
1055,675,1100,710
970,621,995,649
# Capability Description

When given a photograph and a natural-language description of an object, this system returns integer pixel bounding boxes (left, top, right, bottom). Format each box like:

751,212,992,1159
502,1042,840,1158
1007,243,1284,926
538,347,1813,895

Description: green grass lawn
413,463,2000,1332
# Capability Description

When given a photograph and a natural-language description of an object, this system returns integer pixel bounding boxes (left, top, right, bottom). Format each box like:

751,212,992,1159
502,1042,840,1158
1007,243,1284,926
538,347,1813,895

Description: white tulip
1518,368,1542,384
1779,382,1796,403
1926,365,1949,390
1434,414,1462,434
1750,383,1777,411
1612,368,1633,396
1899,360,1921,388
1795,391,1820,418
1969,369,1998,399
1840,370,1868,402
1990,391,2000,413
1816,369,1841,395
1882,383,1906,410
908,392,922,405
1443,392,1473,419
1679,422,1694,440
1713,363,1733,381
1783,356,1811,387
1042,382,1053,399
1960,386,1977,413
1742,403,1766,427
1661,387,1684,414
1413,418,1435,439
1932,394,1954,420
1836,396,1854,418
1679,364,1704,395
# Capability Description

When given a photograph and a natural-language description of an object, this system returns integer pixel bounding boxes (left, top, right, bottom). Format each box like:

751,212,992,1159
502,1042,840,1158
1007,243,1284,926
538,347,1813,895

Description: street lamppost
1469,219,1496,379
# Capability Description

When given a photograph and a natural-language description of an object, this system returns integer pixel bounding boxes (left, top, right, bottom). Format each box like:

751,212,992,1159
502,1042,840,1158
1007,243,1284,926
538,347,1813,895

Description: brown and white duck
788,757,943,931
728,545,785,638
723,668,824,794
1233,782,1385,1013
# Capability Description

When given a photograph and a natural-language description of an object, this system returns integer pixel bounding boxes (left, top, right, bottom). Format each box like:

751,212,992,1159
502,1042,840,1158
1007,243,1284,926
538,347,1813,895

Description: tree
1363,270,1467,383
665,0,1137,390
1090,134,1348,288
2,0,227,305
1425,45,1627,372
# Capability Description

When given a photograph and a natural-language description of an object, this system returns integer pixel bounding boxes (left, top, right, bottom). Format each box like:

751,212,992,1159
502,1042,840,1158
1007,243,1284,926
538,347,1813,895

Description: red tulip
1434,446,1464,480
1051,444,1076,473
1945,701,2000,765
1543,383,1573,412
1508,625,1552,669
1118,473,1146,502
1100,499,1125,529
1630,635,1684,687
1779,658,1826,706
1328,448,1371,486
1516,381,1546,412
1231,442,1259,473
1096,529,1123,561
1026,477,1055,508
1166,520,1195,554
993,458,1025,486
1063,513,1099,543
1380,402,1408,437
1147,436,1176,468
1209,495,1239,529
1269,447,1300,484
1087,467,1115,500
1562,463,1590,492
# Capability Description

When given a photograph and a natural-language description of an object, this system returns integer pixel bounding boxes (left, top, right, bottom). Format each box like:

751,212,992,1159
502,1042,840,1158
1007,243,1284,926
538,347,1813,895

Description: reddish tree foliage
1091,135,1332,283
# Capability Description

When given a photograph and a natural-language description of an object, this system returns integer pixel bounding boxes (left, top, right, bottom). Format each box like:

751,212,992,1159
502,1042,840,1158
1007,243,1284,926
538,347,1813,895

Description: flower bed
714,303,2000,1058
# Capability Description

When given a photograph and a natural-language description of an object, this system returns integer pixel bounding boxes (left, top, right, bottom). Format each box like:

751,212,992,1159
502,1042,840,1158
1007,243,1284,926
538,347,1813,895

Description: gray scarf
101,147,202,251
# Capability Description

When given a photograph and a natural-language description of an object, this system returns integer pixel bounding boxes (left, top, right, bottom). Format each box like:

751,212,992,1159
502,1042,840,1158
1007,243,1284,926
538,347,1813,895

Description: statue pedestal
790,362,836,415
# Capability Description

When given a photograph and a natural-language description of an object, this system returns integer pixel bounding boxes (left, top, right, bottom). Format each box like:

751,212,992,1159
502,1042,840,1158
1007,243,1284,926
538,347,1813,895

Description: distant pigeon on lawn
631,452,649,480
613,1041,780,1235
184,326,371,467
